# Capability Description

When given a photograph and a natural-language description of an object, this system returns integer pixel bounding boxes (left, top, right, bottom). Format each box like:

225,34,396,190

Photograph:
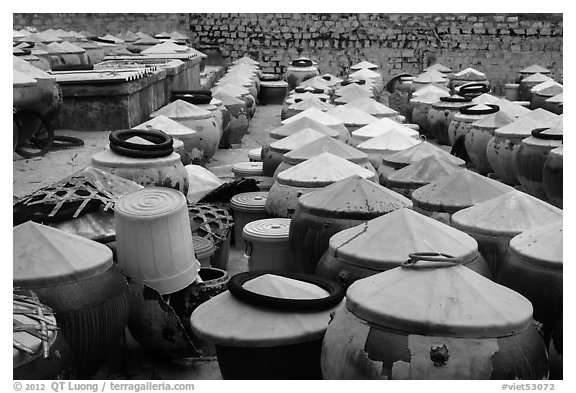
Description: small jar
243,218,295,271
230,192,269,250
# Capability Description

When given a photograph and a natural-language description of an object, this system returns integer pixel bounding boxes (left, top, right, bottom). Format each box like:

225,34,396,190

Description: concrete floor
13,104,284,380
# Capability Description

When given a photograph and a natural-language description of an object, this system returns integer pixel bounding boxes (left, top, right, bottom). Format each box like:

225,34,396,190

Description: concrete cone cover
150,100,211,120
384,141,465,168
343,97,399,116
271,117,338,139
412,82,450,96
270,128,336,152
472,111,515,128
350,60,379,70
284,136,367,164
508,221,562,270
134,115,197,136
413,70,447,84
472,93,502,105
289,96,334,111
520,64,550,74
385,155,464,187
357,128,421,152
281,107,345,127
353,118,419,139
453,67,487,79
424,63,452,73
327,106,379,125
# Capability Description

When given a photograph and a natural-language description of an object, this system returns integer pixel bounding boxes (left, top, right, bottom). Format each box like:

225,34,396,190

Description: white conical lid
410,91,450,104
521,72,553,83
384,141,465,168
520,64,550,74
270,117,338,139
413,70,447,84
357,128,421,152
327,106,379,125
281,107,345,127
13,56,55,81
170,31,189,40
453,67,486,79
142,41,190,54
350,60,379,70
133,33,160,45
471,93,501,105
452,190,563,238
472,111,515,129
342,97,399,116
508,221,562,270
424,63,452,73
150,100,211,120
494,109,559,137
270,128,334,152
13,70,37,87
232,56,260,66
99,33,125,43
289,96,334,111
59,41,85,53
385,155,464,188
497,99,531,118
134,115,197,136
352,118,419,139
284,135,367,165
546,93,563,104
278,152,376,187
412,82,450,96
349,68,381,80
334,83,374,102
531,80,562,94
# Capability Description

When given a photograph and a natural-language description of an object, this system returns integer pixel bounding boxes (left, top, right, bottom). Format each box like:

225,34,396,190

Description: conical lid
494,109,558,137
281,107,345,127
213,83,250,97
424,63,452,73
410,91,449,104
521,72,552,84
352,118,419,139
349,68,381,80
212,91,245,106
326,107,379,125
299,175,412,218
142,41,190,54
13,56,55,81
134,115,196,136
150,100,211,120
452,190,563,238
411,169,513,214
342,97,398,116
357,128,421,153
384,141,465,168
385,155,464,188
546,93,563,104
271,117,338,139
508,221,562,271
278,152,376,187
472,93,501,105
99,34,124,44
134,34,160,45
283,136,367,165
335,82,373,98
298,76,332,91
345,261,533,336
531,80,562,94
59,41,85,53
285,92,330,104
497,99,531,118
13,70,37,87
412,82,450,96
170,31,189,40
270,128,335,152
289,96,334,112
154,31,171,38
13,29,26,39
523,127,563,148
520,64,550,74
45,42,66,54
453,67,486,80
413,70,447,84
350,60,379,70
327,208,480,271
116,31,140,42
535,83,563,97
13,222,113,287
232,56,260,66
472,111,515,129
550,145,563,157
18,31,62,43
190,273,338,347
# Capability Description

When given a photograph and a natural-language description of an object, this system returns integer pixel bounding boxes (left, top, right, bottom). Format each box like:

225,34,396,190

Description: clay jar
410,169,513,225
516,127,563,200
497,221,562,330
315,208,491,287
262,128,339,177
447,104,499,147
409,91,450,137
265,152,378,218
452,190,563,278
465,111,515,175
427,95,472,145
486,109,559,185
382,155,464,198
518,72,552,102
531,83,563,110
13,222,129,378
285,58,320,90
517,64,551,83
321,254,548,380
273,135,376,180
289,175,412,274
542,146,563,208
405,83,451,123
150,100,220,165
258,77,289,105
212,83,256,120
212,91,249,146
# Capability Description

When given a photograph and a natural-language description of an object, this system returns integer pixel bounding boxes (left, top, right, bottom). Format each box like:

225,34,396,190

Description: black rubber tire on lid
171,89,212,97
109,144,173,158
171,93,212,105
260,74,282,82
291,59,313,68
458,82,491,97
109,129,173,151
460,104,499,115
228,271,345,311
440,95,472,103
531,127,563,140
51,135,85,150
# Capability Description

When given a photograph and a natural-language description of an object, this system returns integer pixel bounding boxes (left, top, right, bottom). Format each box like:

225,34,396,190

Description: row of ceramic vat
13,27,196,71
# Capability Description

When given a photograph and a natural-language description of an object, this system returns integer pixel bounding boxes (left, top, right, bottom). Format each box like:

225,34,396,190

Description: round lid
281,107,345,127
13,222,113,287
494,109,559,137
46,42,67,55
299,175,412,219
285,92,330,105
231,191,268,212
289,96,334,112
345,260,533,337
271,116,338,140
270,128,336,152
243,218,290,242
413,70,447,84
384,141,465,168
342,97,399,116
190,272,339,347
232,161,264,174
283,135,367,165
508,221,562,271
452,67,487,80
452,190,563,238
412,83,450,96
91,148,180,168
328,208,479,271
424,63,453,73
497,99,532,118
411,169,513,214
278,152,377,187
13,70,37,87
357,128,421,153
546,93,563,104
115,187,186,218
471,111,515,129
150,100,212,120
212,91,245,106
58,41,85,53
212,84,250,98
134,115,197,136
385,155,464,188
349,68,381,80
326,107,379,126
192,235,215,258
352,118,420,139
350,60,379,70
521,72,553,84
297,77,332,91
520,64,551,74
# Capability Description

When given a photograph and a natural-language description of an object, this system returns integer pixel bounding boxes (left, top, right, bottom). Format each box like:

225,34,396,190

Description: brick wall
14,13,562,95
